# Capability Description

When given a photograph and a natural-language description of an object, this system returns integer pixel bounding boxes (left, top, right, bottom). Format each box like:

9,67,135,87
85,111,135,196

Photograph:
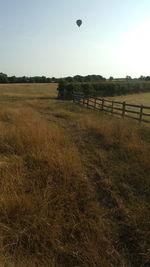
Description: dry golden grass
0,83,58,99
108,92,150,107
0,84,149,266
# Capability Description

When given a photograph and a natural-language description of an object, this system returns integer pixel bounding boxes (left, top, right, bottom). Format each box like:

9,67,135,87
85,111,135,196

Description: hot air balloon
76,19,82,27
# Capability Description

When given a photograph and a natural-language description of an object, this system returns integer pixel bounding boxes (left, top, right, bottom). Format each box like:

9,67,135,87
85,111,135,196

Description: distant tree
46,77,51,83
65,76,73,82
0,73,9,83
51,77,56,83
126,75,132,80
21,76,28,83
139,75,145,81
145,76,150,81
8,76,16,83
84,75,92,82
57,79,67,99
84,75,105,82
73,75,84,82
41,76,46,83
109,76,114,81
32,76,42,83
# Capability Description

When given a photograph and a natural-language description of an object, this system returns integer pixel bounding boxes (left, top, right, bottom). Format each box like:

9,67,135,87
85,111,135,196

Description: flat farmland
0,83,150,266
0,83,58,100
108,92,150,107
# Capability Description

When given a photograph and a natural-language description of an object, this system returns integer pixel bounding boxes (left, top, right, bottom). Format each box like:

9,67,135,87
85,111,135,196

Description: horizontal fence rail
73,92,150,124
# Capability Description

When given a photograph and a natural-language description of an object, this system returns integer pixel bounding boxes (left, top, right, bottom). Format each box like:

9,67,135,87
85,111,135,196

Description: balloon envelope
76,20,82,27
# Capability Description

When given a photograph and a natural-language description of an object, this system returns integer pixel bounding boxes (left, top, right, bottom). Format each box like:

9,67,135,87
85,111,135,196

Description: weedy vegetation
0,83,149,266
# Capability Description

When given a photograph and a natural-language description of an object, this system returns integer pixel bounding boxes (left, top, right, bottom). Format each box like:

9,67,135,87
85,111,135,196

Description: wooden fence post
111,100,114,114
94,97,97,109
83,95,85,105
79,95,82,104
73,95,150,124
87,96,89,108
101,99,104,111
139,105,143,123
122,101,126,118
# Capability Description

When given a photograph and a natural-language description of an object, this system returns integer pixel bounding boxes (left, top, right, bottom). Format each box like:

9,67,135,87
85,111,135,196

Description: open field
108,92,150,107
0,84,150,266
0,83,58,100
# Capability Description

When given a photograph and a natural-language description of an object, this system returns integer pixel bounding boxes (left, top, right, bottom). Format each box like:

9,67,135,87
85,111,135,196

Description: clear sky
0,0,150,78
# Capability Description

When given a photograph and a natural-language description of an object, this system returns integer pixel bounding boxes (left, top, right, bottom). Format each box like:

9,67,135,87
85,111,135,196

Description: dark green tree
0,73,9,83
126,75,132,80
57,79,68,99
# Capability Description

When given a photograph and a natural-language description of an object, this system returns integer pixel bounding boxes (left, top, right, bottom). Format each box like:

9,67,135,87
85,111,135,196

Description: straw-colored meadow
0,83,149,267
109,92,150,106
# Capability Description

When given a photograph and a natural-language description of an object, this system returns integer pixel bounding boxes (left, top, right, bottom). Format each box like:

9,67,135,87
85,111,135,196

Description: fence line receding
73,92,150,124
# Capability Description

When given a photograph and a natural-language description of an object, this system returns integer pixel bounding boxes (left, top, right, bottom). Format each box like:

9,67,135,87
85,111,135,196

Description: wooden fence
73,92,150,124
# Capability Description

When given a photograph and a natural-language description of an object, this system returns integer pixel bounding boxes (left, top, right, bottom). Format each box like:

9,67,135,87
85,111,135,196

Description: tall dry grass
29,99,150,266
0,108,122,266
0,82,149,267
63,110,150,267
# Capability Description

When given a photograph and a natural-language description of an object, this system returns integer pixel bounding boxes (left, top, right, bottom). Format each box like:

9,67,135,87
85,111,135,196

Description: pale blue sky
0,0,150,78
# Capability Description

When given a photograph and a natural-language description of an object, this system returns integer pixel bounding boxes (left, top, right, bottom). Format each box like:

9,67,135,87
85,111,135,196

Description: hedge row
57,80,150,100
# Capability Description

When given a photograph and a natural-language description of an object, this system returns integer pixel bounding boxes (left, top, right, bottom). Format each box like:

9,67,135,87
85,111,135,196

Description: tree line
0,73,107,84
1,72,150,84
0,73,56,84
57,80,150,100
